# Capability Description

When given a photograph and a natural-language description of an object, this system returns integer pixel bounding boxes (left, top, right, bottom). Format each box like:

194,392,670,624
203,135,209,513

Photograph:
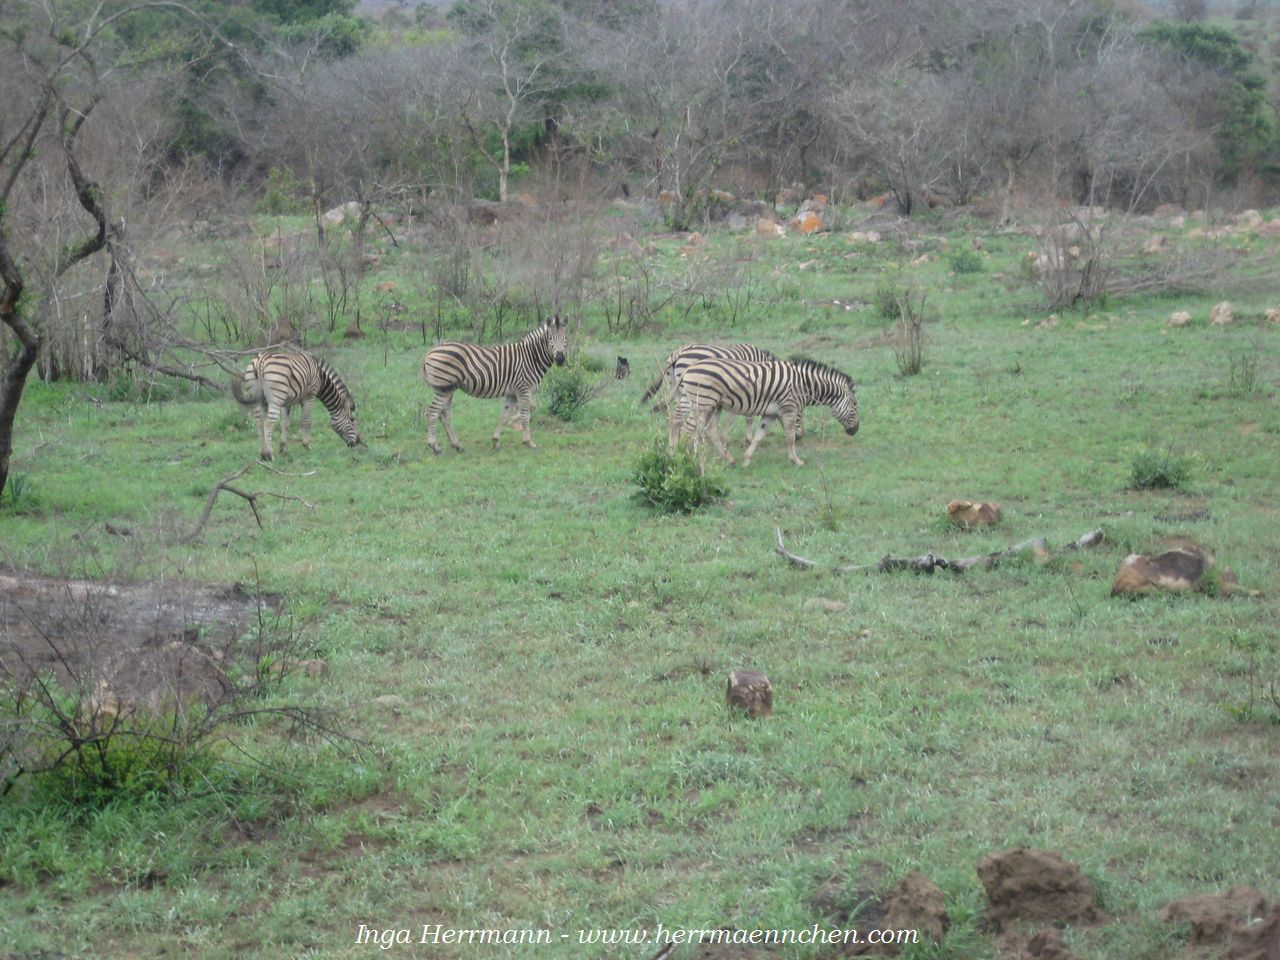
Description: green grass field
2,209,1279,958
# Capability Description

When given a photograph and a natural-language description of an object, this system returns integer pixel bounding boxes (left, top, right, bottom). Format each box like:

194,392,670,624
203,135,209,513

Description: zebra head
832,377,860,436
548,315,567,366
330,398,364,447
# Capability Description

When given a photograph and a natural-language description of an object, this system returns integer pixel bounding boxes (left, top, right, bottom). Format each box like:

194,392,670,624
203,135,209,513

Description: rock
1257,219,1280,237
1233,209,1263,229
881,872,949,950
775,186,801,207
323,201,362,224
1160,887,1278,960
1266,308,1280,324
708,189,736,204
947,500,1003,528
848,230,881,244
1111,545,1208,599
1154,203,1185,218
726,670,772,718
790,210,826,234
803,597,847,614
1143,235,1169,254
465,199,500,224
1168,310,1193,328
755,218,785,238
1210,300,1235,325
657,190,679,205
976,848,1102,933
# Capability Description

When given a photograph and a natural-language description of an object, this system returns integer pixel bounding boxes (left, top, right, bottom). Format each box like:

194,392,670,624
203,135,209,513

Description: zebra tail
639,374,666,405
230,374,262,408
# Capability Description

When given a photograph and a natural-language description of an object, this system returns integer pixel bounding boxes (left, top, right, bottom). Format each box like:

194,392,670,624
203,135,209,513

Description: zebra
675,357,859,467
231,350,362,461
421,315,568,454
640,343,801,448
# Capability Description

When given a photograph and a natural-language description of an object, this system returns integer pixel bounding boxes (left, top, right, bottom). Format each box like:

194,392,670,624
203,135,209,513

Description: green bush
949,248,986,274
1129,444,1194,490
541,360,594,422
633,440,729,513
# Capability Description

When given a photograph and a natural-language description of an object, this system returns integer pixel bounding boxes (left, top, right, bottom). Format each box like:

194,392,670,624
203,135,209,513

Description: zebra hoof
428,444,442,455
491,438,500,450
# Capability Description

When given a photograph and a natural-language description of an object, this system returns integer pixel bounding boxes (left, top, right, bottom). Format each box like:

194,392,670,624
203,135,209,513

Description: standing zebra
232,350,362,461
640,343,800,447
676,357,859,467
422,315,568,454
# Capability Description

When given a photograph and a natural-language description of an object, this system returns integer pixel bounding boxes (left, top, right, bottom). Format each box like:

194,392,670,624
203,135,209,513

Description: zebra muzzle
554,352,566,366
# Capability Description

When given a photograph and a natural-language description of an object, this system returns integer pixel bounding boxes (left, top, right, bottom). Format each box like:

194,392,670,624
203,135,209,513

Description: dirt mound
996,927,1081,959
816,869,948,957
0,569,279,704
976,848,1103,933
1160,886,1279,959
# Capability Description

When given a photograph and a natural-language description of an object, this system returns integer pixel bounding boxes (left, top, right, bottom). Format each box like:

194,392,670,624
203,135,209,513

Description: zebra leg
783,408,804,466
261,404,281,461
743,414,774,468
300,398,314,450
426,390,455,455
708,409,736,467
493,395,517,450
517,391,537,449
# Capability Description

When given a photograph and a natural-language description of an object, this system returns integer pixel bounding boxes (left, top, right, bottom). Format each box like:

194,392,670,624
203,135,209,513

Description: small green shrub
541,360,594,422
633,441,729,513
2,474,36,512
874,271,905,320
1225,346,1259,397
1129,444,1194,490
949,247,986,274
258,166,309,216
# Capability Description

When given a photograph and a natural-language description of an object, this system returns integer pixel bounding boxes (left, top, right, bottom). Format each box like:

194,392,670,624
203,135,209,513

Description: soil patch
0,568,280,702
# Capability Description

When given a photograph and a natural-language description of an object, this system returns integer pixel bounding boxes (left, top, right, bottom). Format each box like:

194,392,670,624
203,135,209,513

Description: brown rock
755,218,785,238
1266,308,1280,323
1154,203,1185,218
1111,545,1216,595
1210,300,1235,325
976,848,1102,933
1168,310,1193,328
726,670,772,718
790,210,826,234
881,871,949,951
1160,887,1277,959
1143,234,1169,254
947,500,1003,528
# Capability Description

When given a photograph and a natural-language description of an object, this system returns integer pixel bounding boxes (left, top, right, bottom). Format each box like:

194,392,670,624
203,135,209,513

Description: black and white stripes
232,350,362,461
676,357,859,467
422,315,568,454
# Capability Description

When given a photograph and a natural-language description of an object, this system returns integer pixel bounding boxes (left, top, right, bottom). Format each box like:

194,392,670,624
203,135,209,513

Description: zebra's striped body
641,343,800,447
422,315,568,453
232,350,362,461
676,358,859,467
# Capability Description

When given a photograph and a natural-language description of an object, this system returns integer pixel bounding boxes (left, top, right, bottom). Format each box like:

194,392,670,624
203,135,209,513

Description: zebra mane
788,356,856,389
314,357,354,408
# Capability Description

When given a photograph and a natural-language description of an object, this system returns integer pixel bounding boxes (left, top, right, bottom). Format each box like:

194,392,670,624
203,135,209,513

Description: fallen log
775,528,1104,575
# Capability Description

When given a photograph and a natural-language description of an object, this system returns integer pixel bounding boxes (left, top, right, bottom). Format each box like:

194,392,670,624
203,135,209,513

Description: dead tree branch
181,463,315,544
775,529,1105,575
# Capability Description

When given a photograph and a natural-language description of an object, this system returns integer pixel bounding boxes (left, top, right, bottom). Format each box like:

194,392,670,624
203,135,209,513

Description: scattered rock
881,871,949,951
726,670,772,718
803,597,848,614
848,230,882,244
948,500,1003,528
1233,209,1263,229
790,210,826,234
1210,301,1235,325
1168,310,1193,328
1160,886,1279,960
323,201,362,224
755,218,786,238
976,848,1103,933
1267,308,1280,324
1110,543,1240,596
1143,235,1169,254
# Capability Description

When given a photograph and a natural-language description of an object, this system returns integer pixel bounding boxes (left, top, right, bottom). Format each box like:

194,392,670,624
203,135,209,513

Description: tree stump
727,670,773,718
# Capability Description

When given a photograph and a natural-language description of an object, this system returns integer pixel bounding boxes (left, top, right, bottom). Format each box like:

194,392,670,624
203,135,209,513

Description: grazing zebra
676,357,859,467
232,350,362,461
422,315,568,454
640,343,800,447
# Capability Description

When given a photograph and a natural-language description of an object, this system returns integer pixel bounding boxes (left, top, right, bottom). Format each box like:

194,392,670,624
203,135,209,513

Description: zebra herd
233,317,859,466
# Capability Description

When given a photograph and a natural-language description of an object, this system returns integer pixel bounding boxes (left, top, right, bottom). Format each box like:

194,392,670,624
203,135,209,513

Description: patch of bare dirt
0,568,280,704
1160,886,1280,960
977,848,1104,934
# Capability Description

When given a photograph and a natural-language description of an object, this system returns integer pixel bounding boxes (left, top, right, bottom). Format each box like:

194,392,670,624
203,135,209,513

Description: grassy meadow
2,207,1279,958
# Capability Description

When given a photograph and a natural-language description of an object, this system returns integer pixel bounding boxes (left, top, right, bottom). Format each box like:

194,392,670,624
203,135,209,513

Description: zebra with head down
676,357,858,467
232,349,362,461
